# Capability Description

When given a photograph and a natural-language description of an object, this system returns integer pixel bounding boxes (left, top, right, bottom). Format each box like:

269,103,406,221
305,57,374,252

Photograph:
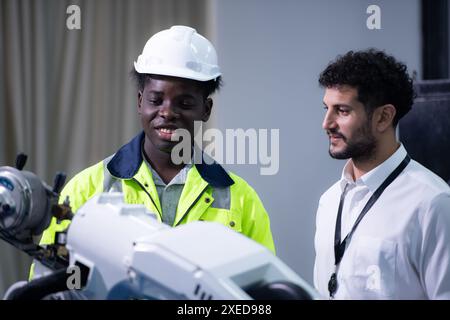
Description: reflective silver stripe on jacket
200,153,231,210
211,187,230,210
102,154,122,192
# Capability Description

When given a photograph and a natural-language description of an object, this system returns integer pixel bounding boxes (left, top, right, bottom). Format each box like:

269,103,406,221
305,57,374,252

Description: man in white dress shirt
314,49,450,299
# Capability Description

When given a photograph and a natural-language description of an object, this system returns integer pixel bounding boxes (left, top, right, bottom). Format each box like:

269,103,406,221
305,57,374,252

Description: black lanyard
328,154,411,298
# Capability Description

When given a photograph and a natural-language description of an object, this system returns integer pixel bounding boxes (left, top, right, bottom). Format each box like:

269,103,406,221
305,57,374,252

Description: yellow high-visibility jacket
39,132,275,253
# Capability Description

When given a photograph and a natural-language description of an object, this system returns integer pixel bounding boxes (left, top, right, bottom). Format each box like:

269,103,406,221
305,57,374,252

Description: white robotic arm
0,155,319,300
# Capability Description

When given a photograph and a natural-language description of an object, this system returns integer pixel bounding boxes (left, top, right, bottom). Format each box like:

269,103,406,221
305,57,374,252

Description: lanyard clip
328,272,338,298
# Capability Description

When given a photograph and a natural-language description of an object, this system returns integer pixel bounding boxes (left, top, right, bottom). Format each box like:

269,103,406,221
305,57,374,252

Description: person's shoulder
405,160,450,198
72,159,105,180
403,161,450,223
227,171,254,190
60,156,113,211
223,171,267,202
65,155,113,188
319,180,341,202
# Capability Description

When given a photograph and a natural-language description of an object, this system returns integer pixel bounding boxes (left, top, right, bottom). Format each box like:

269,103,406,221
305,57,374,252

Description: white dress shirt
314,144,450,299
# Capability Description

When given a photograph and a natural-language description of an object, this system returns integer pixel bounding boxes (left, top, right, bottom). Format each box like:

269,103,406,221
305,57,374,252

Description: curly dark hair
130,69,222,99
318,49,415,126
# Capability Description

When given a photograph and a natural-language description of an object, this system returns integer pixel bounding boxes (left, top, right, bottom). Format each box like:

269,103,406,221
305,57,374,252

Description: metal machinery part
0,154,320,300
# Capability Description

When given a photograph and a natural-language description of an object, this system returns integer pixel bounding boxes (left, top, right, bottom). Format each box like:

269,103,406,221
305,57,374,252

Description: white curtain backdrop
0,0,212,296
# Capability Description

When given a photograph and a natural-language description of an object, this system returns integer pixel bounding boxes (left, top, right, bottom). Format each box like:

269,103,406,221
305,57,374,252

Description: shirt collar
340,143,407,193
142,150,192,187
107,131,234,187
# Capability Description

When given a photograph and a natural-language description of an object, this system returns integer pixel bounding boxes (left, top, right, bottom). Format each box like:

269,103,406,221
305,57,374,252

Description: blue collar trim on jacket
107,131,234,188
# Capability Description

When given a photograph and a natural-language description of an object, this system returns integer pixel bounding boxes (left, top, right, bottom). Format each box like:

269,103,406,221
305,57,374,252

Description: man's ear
137,91,143,114
202,98,213,122
374,104,396,132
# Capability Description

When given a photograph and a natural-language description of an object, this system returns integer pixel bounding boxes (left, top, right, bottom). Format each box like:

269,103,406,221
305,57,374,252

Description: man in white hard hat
37,26,275,256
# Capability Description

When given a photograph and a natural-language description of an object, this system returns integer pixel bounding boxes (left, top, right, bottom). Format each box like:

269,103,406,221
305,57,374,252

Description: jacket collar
107,131,234,188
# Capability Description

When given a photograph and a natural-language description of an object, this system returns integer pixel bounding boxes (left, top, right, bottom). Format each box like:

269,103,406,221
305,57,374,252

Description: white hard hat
134,25,221,82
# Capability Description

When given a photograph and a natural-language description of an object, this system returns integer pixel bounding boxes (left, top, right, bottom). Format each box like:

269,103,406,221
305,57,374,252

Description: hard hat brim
134,62,221,82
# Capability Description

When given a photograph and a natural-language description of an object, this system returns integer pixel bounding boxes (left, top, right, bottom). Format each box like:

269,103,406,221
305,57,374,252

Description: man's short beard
328,126,377,162
329,138,377,161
